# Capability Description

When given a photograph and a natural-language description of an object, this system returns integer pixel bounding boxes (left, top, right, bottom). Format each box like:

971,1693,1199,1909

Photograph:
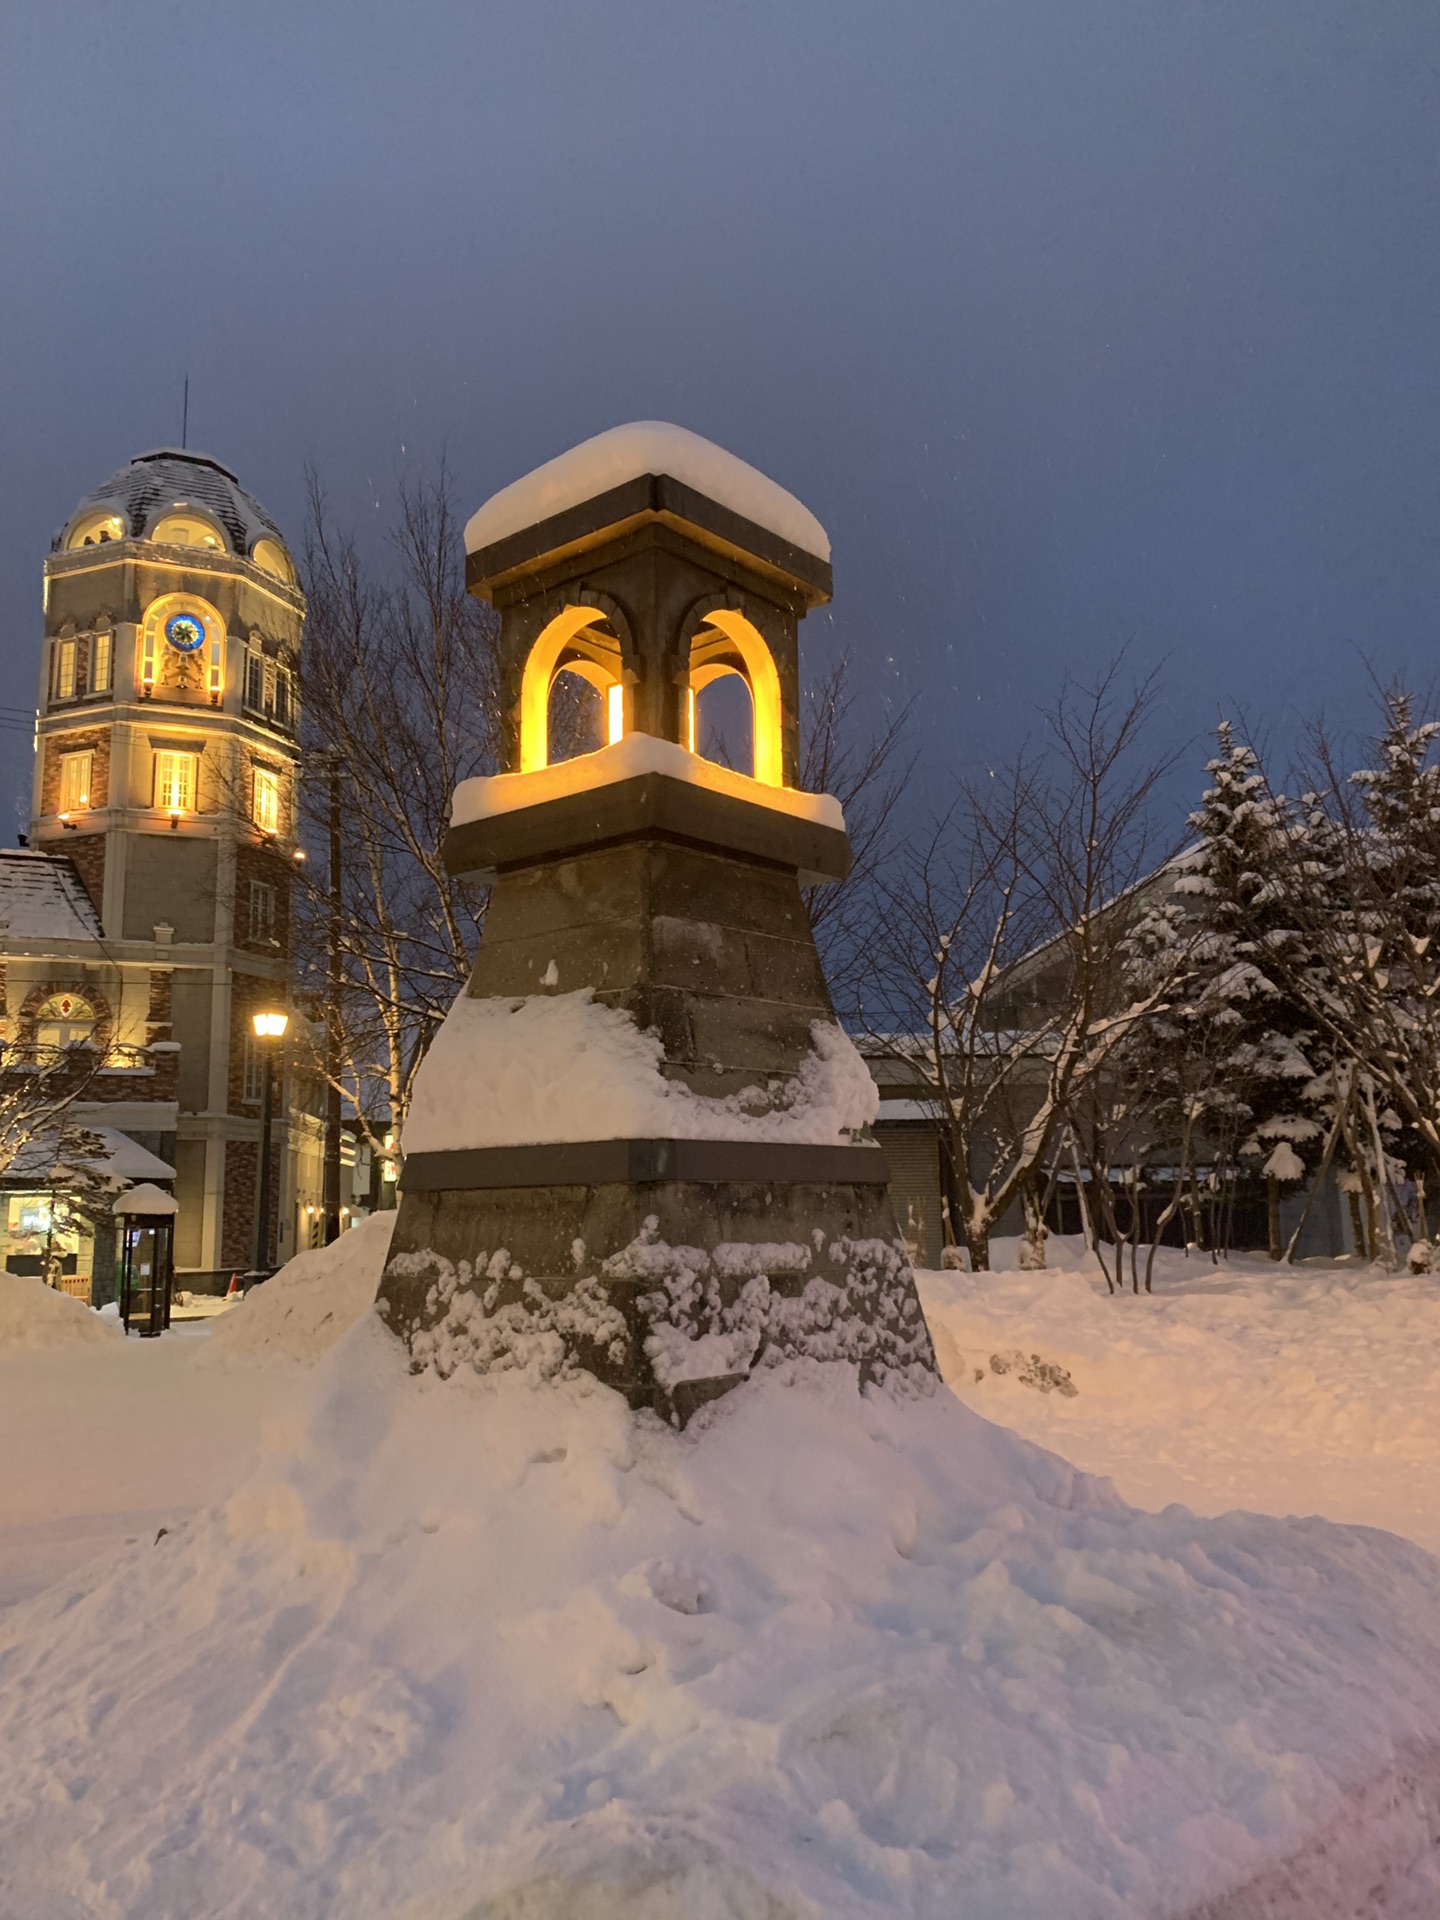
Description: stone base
378,1172,938,1421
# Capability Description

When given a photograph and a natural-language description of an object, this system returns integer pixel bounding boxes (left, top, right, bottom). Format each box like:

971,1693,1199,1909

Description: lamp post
252,1008,289,1271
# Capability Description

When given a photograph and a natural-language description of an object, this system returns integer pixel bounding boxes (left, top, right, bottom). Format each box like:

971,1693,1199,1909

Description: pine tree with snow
1153,724,1324,1257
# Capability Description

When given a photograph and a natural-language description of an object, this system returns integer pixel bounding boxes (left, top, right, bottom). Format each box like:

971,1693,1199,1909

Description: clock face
165,612,206,654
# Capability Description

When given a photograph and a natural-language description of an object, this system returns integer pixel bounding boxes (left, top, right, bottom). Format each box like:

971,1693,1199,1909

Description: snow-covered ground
2,1232,1439,1917
919,1235,1440,1556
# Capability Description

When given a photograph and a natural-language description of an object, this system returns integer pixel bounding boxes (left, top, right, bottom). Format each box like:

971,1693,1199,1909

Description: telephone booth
113,1183,179,1337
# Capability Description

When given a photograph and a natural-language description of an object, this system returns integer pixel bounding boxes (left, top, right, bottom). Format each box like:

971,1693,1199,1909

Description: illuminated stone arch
681,598,785,788
518,593,631,772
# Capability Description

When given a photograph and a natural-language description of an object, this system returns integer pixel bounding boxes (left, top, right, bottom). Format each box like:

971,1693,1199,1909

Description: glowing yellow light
252,1010,289,1039
607,682,624,745
694,610,784,786
685,686,697,753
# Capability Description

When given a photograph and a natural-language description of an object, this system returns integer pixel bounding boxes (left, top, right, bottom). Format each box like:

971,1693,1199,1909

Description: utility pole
323,752,344,1243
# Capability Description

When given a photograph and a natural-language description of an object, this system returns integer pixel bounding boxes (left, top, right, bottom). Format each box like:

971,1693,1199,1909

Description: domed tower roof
55,448,288,559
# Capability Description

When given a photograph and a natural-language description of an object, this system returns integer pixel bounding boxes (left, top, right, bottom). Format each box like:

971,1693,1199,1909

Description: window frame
54,638,77,702
58,750,94,814
154,749,198,814
249,880,277,943
252,765,281,836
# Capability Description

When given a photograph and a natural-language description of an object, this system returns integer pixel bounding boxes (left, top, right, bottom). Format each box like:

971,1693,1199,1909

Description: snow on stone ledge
451,732,845,832
463,420,830,561
402,988,879,1154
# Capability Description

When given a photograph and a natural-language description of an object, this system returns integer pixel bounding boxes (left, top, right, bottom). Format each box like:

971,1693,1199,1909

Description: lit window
58,752,93,814
155,750,197,814
55,639,77,701
34,992,96,1057
67,513,126,550
249,881,277,941
252,766,280,834
91,629,112,693
251,539,293,583
151,513,225,552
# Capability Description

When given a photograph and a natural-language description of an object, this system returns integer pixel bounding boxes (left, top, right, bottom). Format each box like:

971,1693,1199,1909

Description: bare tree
799,652,913,1005
869,666,1186,1271
294,465,502,1151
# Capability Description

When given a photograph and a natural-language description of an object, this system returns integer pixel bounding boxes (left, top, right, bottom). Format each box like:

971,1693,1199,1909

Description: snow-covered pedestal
378,426,936,1415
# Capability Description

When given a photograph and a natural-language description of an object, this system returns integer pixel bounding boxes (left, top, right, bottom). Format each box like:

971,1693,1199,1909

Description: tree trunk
1346,1187,1368,1259
1266,1174,1282,1261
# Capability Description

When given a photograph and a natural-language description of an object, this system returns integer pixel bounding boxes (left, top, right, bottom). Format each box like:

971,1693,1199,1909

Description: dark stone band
443,769,852,886
400,1137,891,1193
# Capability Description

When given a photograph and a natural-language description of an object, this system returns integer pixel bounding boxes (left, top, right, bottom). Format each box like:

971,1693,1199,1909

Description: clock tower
21,447,316,1279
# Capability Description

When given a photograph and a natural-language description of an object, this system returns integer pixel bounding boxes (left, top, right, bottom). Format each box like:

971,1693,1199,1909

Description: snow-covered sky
3,1,1438,834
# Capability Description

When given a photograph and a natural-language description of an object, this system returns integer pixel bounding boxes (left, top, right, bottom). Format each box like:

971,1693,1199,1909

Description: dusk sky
3,0,1437,833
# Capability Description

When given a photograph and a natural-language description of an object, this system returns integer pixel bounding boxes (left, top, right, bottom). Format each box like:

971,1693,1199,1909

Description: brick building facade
1,448,327,1293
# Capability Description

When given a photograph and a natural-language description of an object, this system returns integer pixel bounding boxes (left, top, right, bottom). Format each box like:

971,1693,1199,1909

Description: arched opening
32,992,97,1059
519,607,625,772
251,539,294,584
140,593,225,700
150,511,226,553
687,608,783,786
67,512,126,550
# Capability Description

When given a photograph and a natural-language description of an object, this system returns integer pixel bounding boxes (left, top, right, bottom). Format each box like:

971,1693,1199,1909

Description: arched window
150,512,226,553
250,539,294,584
139,593,225,699
33,992,97,1057
67,512,126,550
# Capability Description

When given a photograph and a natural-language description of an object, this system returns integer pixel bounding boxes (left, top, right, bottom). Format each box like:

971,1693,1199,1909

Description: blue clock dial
165,613,206,653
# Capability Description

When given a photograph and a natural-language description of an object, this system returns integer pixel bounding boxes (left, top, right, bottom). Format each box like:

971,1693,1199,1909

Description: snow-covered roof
0,850,104,943
464,422,830,562
56,449,288,560
112,1181,179,1216
5,1129,175,1186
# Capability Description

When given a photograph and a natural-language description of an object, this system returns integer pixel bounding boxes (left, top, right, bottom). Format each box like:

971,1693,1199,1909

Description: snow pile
403,990,879,1155
203,1212,395,1364
451,731,845,832
0,1272,117,1351
465,420,830,561
3,1321,1440,1916
919,1241,1440,1554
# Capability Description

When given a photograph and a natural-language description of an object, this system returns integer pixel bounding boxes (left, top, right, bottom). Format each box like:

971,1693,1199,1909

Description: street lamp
251,1008,289,1271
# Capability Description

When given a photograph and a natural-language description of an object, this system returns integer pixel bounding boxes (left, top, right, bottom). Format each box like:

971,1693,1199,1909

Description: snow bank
0,1272,117,1351
451,731,845,831
465,421,830,561
919,1245,1440,1554
3,1322,1440,1917
403,990,879,1155
203,1212,395,1364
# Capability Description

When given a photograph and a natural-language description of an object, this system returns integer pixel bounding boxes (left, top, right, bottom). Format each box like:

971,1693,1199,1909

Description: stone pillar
377,426,936,1419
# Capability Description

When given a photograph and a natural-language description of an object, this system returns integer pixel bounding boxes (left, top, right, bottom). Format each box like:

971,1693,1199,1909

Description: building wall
17,514,310,1284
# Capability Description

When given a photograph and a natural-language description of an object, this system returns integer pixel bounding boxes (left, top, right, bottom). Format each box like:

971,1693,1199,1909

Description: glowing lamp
252,1011,289,1040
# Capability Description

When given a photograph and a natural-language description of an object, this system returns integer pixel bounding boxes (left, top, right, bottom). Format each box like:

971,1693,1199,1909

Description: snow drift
0,1272,117,1351
203,1212,396,1364
3,1270,1440,1917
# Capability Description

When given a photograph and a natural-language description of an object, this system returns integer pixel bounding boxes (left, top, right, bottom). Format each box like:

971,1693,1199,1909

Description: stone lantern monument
379,424,935,1417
